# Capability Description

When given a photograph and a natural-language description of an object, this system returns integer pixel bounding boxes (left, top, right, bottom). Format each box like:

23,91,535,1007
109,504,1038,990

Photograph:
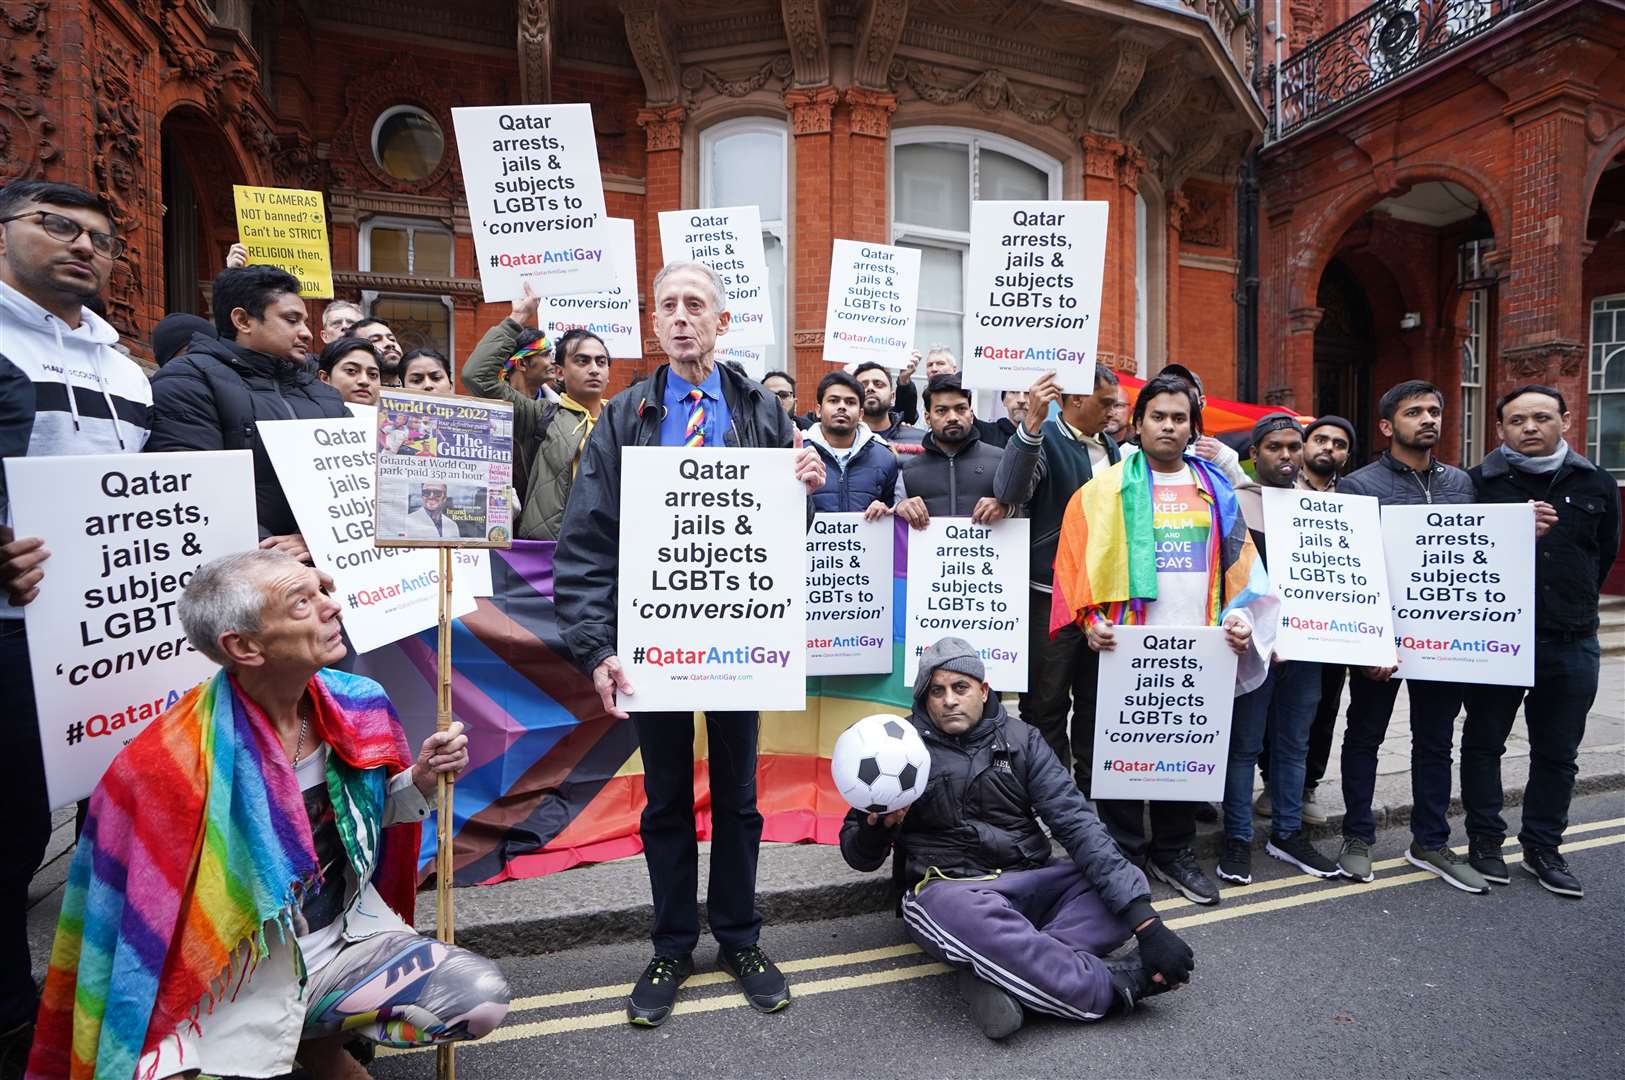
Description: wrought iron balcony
1266,0,1549,142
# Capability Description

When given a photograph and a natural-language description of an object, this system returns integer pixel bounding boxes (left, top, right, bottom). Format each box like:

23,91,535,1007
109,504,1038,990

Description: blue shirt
660,365,733,448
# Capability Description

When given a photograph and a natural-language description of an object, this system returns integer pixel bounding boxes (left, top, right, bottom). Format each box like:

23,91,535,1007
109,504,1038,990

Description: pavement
368,792,1625,1080
24,617,1625,976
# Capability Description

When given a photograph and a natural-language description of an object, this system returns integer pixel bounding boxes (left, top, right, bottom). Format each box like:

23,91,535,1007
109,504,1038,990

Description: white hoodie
0,279,151,615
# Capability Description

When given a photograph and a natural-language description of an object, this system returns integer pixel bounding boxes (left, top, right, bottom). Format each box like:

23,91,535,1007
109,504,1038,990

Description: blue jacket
806,423,898,513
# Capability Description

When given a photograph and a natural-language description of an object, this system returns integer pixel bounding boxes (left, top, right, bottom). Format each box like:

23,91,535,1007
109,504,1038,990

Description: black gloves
1134,918,1195,987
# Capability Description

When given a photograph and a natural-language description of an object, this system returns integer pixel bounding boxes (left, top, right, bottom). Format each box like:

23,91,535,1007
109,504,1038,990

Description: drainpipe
1236,149,1260,402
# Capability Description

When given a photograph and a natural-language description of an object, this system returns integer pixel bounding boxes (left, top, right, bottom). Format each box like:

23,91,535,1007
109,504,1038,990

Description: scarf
557,394,599,477
28,669,418,1080
1048,453,1276,692
1500,439,1569,475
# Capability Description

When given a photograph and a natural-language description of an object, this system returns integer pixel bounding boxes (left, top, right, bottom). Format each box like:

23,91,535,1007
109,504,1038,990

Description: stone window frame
1588,292,1625,480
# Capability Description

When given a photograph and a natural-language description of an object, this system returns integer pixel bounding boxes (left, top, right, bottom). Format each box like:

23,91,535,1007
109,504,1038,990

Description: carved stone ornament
1503,342,1583,380
854,0,907,90
89,6,151,336
1167,188,1191,234
159,0,225,114
1181,183,1227,248
682,55,793,102
780,0,830,87
793,329,825,348
0,0,61,183
1287,306,1325,334
637,104,686,152
1264,385,1296,406
1081,133,1124,181
784,85,839,135
518,0,552,104
333,71,459,195
843,87,897,138
888,60,1088,136
1087,34,1154,135
623,2,681,106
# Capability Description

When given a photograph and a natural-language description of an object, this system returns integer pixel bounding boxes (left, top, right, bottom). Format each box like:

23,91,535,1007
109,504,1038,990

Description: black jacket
896,426,1043,517
839,698,1154,924
807,426,899,513
1338,449,1476,506
1470,446,1621,636
147,333,347,537
871,411,925,447
554,361,799,674
1026,421,1119,588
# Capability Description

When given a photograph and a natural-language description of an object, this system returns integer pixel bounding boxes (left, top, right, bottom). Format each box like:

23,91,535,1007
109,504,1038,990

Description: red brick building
10,0,1261,406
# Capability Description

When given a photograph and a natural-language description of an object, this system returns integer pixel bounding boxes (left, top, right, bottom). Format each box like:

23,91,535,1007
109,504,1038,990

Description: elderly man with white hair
556,260,826,1027
27,549,509,1080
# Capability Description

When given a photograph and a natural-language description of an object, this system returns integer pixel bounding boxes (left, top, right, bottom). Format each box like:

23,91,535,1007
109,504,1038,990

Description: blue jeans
1224,660,1323,842
1340,674,1466,848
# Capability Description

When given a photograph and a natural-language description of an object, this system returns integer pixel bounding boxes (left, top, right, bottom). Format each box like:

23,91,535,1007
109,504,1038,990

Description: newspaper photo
374,389,514,548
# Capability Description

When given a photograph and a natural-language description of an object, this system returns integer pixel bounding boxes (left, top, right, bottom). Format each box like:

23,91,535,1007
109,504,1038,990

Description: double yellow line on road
383,817,1625,1054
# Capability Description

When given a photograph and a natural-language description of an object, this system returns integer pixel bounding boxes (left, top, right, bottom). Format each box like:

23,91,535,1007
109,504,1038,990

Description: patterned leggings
302,931,511,1047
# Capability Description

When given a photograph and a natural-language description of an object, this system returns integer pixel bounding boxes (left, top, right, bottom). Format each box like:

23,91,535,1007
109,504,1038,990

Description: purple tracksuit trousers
901,862,1134,1021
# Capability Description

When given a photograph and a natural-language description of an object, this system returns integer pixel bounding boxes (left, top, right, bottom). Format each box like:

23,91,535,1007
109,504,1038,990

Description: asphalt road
377,791,1625,1080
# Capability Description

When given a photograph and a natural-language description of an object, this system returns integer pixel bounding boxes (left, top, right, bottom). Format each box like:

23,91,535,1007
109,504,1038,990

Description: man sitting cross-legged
839,637,1196,1040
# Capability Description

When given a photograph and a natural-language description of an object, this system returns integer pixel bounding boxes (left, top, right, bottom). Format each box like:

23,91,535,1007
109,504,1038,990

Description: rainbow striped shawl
1048,453,1274,688
27,668,418,1080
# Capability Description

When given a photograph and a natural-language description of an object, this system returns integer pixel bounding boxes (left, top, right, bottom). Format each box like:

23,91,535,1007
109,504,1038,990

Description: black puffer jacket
840,699,1153,923
896,426,1043,517
147,333,347,537
1338,449,1475,506
554,361,798,674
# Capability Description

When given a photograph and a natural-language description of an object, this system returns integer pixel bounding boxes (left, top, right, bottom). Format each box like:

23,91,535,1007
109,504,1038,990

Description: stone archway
159,106,250,317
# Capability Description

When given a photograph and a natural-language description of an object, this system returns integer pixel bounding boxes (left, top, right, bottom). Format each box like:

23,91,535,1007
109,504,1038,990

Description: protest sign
962,201,1108,394
258,417,482,653
1263,487,1396,667
5,451,258,807
822,240,920,368
716,345,768,380
903,519,1029,691
658,207,775,346
617,447,806,711
1383,504,1534,686
233,185,333,298
806,513,892,676
1091,626,1237,802
535,216,641,357
375,390,514,548
452,102,612,300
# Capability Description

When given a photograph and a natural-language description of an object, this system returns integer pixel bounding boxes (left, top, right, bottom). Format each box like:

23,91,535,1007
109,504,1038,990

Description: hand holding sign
0,526,48,606
1022,371,1061,437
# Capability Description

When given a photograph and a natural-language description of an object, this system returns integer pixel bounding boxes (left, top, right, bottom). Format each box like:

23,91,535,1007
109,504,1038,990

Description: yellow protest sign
232,184,334,298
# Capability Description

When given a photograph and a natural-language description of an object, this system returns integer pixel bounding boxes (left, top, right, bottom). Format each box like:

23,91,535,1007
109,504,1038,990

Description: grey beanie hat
912,636,987,700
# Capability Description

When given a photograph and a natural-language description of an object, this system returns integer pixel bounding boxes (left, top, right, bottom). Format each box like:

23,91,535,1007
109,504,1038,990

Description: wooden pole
435,547,455,1080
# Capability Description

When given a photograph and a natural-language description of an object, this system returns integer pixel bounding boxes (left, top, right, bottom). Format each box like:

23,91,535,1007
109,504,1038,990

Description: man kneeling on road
27,550,510,1080
840,638,1195,1040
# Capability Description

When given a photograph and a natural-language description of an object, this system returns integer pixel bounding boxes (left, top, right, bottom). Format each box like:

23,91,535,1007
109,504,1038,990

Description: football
831,713,932,815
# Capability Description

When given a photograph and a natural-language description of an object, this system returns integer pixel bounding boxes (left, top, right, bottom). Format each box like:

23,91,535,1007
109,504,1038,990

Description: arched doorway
1313,258,1376,465
160,108,247,318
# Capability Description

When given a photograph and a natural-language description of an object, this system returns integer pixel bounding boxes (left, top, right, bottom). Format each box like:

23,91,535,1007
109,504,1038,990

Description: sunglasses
1,210,126,259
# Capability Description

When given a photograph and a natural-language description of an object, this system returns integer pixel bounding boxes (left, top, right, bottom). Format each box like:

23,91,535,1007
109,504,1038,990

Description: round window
371,106,444,183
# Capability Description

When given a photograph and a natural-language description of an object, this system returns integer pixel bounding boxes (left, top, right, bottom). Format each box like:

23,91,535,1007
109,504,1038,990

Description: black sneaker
956,969,1024,1039
1193,802,1220,825
0,1018,33,1080
1216,838,1252,885
626,953,692,1027
1103,952,1174,1014
1149,848,1220,906
1521,847,1583,898
1468,835,1510,885
718,943,791,1013
1266,831,1341,879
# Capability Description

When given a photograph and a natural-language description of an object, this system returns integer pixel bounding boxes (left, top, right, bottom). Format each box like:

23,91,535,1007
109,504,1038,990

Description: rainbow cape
1049,453,1276,691
27,669,418,1080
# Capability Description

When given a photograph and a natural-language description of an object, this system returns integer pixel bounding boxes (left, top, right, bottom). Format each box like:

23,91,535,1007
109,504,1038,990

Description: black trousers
1,621,52,1029
1018,587,1100,780
633,711,763,958
1262,663,1343,789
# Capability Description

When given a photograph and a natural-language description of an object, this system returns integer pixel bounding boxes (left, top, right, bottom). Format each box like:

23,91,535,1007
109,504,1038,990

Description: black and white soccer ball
832,713,932,815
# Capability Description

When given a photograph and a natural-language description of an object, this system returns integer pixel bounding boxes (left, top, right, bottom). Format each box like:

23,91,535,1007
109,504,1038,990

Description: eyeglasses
0,210,126,259
773,390,795,401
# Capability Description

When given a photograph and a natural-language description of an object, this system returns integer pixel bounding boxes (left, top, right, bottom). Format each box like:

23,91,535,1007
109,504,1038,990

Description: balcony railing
1266,0,1548,142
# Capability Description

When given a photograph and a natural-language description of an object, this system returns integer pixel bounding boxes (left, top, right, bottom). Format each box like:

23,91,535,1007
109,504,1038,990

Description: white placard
716,344,769,381
903,519,1029,691
822,240,920,368
535,216,642,357
962,201,1109,394
257,417,481,653
5,451,258,808
806,513,892,676
617,447,806,710
1383,504,1535,686
1263,487,1396,667
453,102,612,301
659,206,775,346
1091,626,1237,802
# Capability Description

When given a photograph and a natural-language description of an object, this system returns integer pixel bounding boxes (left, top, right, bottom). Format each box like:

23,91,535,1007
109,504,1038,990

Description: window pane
1605,348,1625,391
908,243,964,314
709,130,784,221
762,231,787,373
374,110,444,183
1597,394,1625,475
913,310,962,370
370,227,408,273
978,148,1047,201
413,230,451,277
372,296,451,359
895,143,970,231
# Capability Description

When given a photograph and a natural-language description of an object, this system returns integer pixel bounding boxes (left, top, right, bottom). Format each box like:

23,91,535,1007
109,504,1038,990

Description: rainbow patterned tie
684,387,706,447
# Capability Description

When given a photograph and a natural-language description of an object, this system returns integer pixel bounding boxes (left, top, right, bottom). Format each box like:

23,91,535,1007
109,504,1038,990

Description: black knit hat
1303,414,1357,450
